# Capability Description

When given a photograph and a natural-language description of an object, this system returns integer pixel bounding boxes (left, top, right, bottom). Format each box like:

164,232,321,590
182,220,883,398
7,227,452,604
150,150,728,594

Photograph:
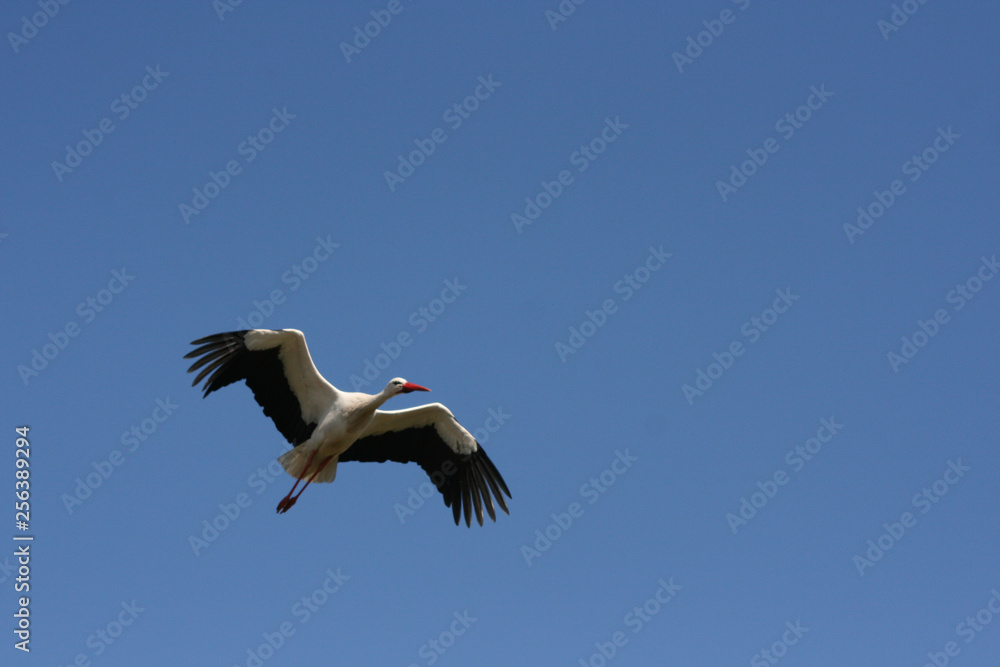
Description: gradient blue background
3,1,999,665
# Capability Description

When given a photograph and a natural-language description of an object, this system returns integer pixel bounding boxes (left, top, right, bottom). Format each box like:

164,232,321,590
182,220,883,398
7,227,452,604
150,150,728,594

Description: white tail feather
278,448,339,484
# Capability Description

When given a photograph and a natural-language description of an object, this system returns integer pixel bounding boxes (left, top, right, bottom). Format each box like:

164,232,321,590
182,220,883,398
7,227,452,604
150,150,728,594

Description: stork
184,329,510,526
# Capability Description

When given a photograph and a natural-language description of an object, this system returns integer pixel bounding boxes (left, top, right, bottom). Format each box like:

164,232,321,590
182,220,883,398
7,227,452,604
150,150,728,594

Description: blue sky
3,1,999,665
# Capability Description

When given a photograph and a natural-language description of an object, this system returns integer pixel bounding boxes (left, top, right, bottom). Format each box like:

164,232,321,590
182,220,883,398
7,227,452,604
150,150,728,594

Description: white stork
184,329,511,526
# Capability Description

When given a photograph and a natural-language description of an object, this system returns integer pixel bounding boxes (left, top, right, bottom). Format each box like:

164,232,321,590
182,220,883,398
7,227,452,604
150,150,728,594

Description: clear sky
3,1,999,665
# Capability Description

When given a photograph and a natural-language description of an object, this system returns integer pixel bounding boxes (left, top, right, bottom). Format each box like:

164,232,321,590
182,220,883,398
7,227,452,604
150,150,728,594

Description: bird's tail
278,448,339,484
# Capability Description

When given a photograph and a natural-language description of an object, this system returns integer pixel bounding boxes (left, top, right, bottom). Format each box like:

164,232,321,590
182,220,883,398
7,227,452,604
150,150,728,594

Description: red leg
276,449,318,513
285,455,334,506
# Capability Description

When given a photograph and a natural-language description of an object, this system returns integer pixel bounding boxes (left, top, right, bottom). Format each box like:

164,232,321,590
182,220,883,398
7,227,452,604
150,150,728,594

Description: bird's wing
341,404,511,527
184,329,337,446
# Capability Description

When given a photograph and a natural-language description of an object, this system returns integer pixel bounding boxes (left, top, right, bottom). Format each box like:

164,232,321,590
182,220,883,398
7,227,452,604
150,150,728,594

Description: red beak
401,382,430,393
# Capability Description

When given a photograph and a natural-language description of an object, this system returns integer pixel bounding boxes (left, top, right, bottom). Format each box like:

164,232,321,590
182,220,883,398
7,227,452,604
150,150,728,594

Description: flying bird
184,329,511,526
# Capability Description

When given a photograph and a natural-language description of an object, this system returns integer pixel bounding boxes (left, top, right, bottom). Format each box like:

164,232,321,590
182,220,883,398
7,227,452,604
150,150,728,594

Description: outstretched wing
184,329,337,446
341,404,511,527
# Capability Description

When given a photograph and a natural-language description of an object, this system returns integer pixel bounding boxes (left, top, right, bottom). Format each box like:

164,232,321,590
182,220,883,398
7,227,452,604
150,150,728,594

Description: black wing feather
184,331,317,446
460,469,474,528
340,424,511,527
473,458,496,522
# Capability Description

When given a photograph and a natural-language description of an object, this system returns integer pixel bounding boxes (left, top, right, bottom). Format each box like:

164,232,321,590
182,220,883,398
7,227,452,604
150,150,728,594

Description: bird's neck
368,387,397,411
342,388,394,431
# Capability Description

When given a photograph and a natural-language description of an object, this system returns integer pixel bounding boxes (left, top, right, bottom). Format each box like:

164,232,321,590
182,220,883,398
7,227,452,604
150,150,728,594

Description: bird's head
388,377,430,395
